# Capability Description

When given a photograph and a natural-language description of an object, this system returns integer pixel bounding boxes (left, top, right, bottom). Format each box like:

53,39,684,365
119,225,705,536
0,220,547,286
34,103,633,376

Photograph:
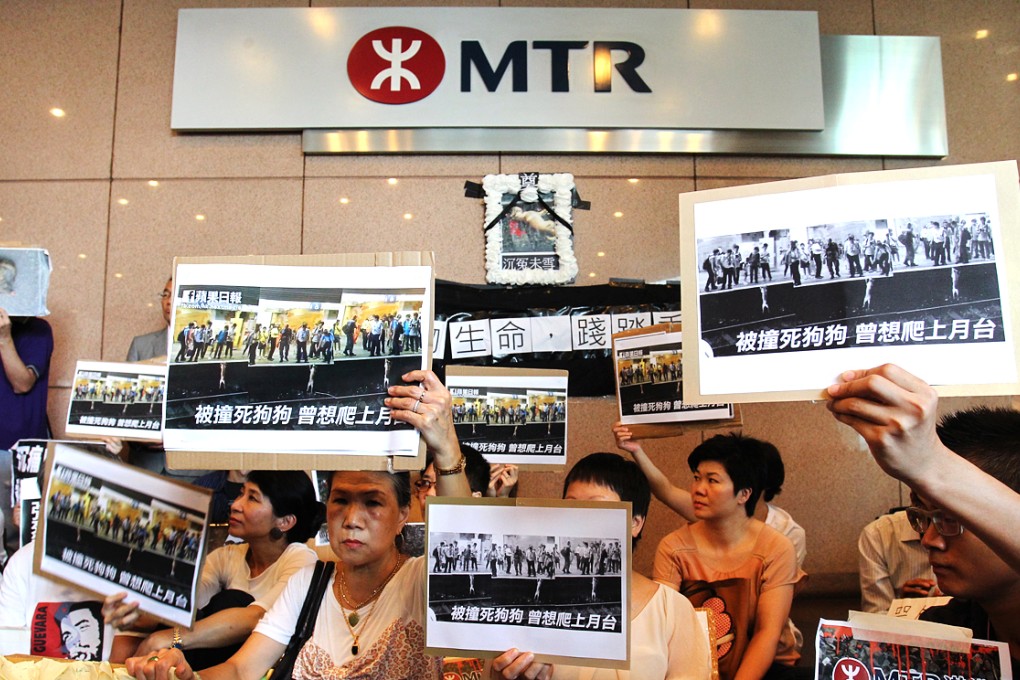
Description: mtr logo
347,26,651,105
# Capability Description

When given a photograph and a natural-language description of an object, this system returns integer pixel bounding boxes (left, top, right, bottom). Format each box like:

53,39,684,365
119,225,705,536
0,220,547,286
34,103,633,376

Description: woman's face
328,471,408,568
690,460,748,520
228,481,277,539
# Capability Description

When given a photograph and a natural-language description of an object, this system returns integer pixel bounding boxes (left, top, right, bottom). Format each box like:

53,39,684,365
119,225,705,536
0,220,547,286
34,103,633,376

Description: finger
492,649,519,673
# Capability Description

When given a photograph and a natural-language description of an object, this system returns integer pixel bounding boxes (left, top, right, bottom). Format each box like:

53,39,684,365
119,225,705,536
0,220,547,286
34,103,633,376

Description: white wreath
483,173,578,285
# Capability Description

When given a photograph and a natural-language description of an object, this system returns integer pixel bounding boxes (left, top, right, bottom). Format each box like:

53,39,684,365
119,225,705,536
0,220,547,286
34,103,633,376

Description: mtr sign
347,26,651,105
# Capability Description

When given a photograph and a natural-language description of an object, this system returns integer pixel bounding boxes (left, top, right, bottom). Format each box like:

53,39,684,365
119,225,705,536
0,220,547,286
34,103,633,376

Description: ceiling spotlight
148,180,159,187
597,251,606,257
339,197,350,204
975,29,989,39
613,211,624,218
627,178,639,184
387,178,398,185
117,198,129,205
195,214,206,221
114,273,124,279
1008,73,1018,82
403,213,413,220
49,108,66,118
588,272,597,278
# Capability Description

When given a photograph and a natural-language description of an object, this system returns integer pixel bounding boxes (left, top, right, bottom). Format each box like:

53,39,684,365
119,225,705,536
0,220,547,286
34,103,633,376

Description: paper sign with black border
613,323,736,438
445,366,567,469
163,252,434,474
424,497,630,669
35,443,212,628
680,161,1020,403
65,361,167,443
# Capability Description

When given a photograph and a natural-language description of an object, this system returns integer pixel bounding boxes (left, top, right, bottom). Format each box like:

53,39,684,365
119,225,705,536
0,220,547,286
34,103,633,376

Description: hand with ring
386,369,461,467
125,646,194,680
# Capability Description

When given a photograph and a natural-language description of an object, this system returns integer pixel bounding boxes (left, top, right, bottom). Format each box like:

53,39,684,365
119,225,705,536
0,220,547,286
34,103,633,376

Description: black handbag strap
266,560,336,680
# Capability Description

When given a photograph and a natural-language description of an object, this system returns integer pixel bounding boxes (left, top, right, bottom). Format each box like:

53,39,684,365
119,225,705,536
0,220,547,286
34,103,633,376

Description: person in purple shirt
0,306,53,450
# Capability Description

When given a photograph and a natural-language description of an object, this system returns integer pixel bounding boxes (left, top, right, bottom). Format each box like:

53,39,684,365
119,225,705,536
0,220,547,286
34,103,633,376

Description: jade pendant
348,611,360,627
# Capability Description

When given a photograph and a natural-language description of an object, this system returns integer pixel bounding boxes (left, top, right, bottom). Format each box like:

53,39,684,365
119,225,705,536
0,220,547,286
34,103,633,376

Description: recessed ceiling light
1008,73,1019,82
114,273,124,279
403,213,413,220
975,29,989,39
627,178,639,184
195,214,206,221
339,197,350,204
148,180,159,187
78,253,87,259
387,178,398,185
147,302,154,308
597,251,606,257
613,211,623,218
49,108,66,118
588,272,597,278
117,198,129,205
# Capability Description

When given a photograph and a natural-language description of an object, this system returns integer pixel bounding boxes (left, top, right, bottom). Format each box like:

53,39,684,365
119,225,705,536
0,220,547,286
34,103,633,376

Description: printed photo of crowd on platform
66,362,165,440
696,210,1006,357
39,446,209,626
427,530,624,628
449,384,567,465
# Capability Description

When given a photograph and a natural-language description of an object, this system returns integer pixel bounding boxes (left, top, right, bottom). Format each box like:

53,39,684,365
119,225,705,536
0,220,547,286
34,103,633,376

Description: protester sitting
910,407,1020,672
491,452,711,680
123,369,471,680
826,364,1020,574
0,541,117,661
614,423,807,648
653,434,805,680
106,470,322,668
857,506,936,613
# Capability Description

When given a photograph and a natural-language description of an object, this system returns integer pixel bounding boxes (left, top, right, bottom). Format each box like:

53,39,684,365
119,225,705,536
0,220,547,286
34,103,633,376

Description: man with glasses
127,278,172,361
911,408,1020,664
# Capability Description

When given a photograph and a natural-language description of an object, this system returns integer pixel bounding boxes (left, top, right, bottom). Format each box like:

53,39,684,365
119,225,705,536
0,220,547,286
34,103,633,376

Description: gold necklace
335,553,405,656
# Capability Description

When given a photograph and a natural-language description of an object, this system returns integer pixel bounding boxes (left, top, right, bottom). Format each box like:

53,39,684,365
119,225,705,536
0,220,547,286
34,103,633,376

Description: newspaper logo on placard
834,658,871,680
347,27,445,104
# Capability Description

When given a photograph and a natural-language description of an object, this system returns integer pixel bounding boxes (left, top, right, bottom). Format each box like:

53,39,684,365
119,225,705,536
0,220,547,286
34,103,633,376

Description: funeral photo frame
425,497,631,669
162,253,435,471
482,173,579,286
613,323,734,436
680,161,1020,403
65,361,167,443
445,366,568,468
36,443,212,628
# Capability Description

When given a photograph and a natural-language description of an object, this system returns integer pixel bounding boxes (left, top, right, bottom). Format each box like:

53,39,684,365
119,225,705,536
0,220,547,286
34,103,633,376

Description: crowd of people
700,214,996,291
4,267,1020,679
452,399,565,425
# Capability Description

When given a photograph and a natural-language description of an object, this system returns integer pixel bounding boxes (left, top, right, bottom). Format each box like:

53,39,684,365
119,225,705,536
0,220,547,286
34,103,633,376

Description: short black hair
688,434,768,517
461,444,492,496
563,453,651,545
246,470,324,543
937,407,1020,492
758,440,785,503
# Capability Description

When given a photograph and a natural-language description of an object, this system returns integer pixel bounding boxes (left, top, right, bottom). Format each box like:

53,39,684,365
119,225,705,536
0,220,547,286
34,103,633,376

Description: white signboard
173,8,823,132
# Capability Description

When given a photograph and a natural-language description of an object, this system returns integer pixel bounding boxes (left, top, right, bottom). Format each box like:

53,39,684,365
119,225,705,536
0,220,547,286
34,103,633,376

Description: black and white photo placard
425,497,630,669
680,161,1020,403
36,443,212,627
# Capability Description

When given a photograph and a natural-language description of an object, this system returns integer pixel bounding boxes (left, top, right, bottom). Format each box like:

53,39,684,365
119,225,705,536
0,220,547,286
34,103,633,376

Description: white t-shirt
549,584,711,680
0,541,114,661
255,555,440,679
198,541,317,612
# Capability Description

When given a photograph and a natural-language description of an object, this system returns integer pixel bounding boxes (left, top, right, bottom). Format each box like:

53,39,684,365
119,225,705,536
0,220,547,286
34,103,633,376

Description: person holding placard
491,452,712,680
123,369,471,680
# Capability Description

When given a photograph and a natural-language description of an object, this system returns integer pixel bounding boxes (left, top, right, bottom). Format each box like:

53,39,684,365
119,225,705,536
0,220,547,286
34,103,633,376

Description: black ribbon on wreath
464,175,590,233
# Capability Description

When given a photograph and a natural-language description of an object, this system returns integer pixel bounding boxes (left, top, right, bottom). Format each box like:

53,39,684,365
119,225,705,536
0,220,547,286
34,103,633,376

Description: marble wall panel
0,0,120,180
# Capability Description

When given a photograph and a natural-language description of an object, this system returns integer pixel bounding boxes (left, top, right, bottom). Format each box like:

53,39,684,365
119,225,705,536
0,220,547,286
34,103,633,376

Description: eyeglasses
414,478,435,492
906,506,964,537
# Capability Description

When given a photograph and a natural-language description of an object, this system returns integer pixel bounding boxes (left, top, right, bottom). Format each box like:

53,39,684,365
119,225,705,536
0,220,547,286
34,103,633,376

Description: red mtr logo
347,27,445,104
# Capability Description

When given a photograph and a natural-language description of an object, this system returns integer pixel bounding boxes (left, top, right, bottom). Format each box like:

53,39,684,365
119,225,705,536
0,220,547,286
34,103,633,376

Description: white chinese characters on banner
449,320,492,359
490,318,534,356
